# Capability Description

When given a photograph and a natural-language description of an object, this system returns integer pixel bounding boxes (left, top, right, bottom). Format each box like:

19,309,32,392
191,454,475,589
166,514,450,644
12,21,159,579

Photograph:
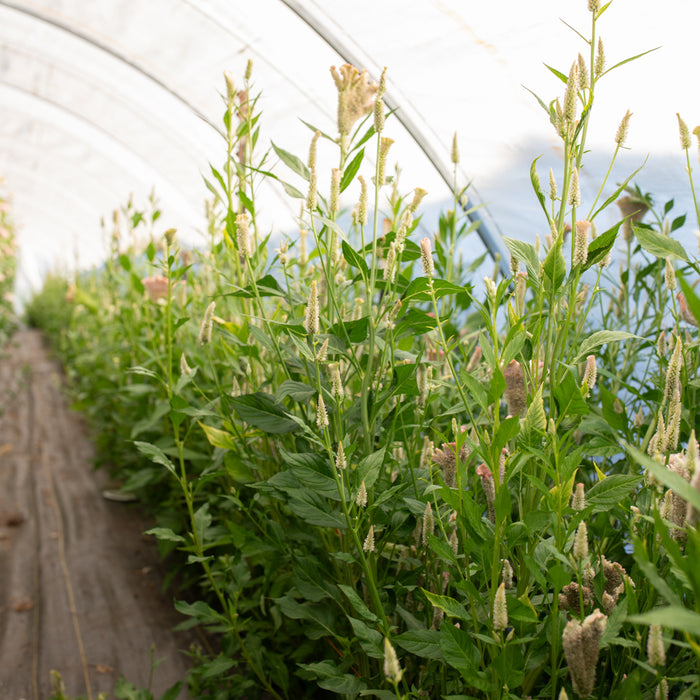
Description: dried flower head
503,360,527,416
677,292,699,327
409,187,428,214
562,610,607,697
572,482,586,511
421,501,434,546
476,463,496,523
656,679,669,700
330,63,379,136
142,275,169,302
617,195,649,243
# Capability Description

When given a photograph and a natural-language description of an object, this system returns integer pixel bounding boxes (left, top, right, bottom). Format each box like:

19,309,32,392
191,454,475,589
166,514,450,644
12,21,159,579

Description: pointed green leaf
575,330,639,363
633,225,688,262
134,441,177,476
229,392,301,433
271,141,310,180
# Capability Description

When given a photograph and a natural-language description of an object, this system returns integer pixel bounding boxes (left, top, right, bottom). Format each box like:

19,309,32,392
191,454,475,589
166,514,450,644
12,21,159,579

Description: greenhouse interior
1,1,700,698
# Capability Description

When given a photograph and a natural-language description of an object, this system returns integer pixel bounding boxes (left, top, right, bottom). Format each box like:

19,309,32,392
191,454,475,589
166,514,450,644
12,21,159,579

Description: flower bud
677,113,692,150
304,281,320,335
615,110,632,147
383,638,403,684
647,624,666,667
316,394,329,429
573,521,589,561
493,582,508,631
363,524,375,552
335,442,347,471
420,237,434,278
199,301,216,345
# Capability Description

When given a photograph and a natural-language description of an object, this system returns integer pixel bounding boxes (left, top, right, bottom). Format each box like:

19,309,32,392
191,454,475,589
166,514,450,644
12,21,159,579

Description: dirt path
0,330,194,699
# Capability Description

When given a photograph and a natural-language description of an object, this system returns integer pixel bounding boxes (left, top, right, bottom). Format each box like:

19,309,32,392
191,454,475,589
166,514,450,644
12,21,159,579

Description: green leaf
629,607,700,636
586,475,640,511
342,240,369,278
439,622,474,672
423,590,470,621
340,148,364,192
347,616,383,658
543,238,566,293
272,141,310,180
226,274,284,298
202,656,236,679
521,385,546,435
633,225,689,262
145,527,185,544
338,584,379,623
174,599,227,625
583,221,619,271
602,46,661,78
287,490,346,529
530,156,550,221
134,441,177,476
544,63,568,83
552,368,589,417
328,316,369,343
276,380,316,403
503,237,541,286
229,393,301,433
575,330,639,363
200,423,237,450
394,628,443,660
678,273,700,326
356,448,386,490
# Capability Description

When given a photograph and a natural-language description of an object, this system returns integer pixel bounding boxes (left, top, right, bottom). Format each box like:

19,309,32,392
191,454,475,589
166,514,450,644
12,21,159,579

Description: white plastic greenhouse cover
1,0,699,305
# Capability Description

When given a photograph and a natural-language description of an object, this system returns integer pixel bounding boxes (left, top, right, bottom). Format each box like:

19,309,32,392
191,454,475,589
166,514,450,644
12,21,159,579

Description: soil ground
0,329,194,699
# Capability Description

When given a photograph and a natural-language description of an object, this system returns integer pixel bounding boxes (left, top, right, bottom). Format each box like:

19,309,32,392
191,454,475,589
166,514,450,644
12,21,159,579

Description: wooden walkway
0,330,193,699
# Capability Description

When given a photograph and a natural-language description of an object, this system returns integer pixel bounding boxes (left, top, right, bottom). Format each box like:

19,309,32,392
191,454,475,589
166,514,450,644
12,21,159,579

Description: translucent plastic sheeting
0,0,698,305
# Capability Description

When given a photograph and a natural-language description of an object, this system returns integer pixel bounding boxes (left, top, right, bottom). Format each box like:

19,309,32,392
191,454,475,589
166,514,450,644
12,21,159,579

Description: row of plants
0,180,17,346
27,2,700,698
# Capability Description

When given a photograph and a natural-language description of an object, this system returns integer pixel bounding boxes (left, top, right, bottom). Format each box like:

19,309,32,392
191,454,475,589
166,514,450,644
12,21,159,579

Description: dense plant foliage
28,3,700,698
0,181,17,345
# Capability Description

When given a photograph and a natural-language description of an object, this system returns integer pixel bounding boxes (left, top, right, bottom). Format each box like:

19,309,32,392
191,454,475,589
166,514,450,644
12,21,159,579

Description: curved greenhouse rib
279,0,509,275
0,0,223,137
